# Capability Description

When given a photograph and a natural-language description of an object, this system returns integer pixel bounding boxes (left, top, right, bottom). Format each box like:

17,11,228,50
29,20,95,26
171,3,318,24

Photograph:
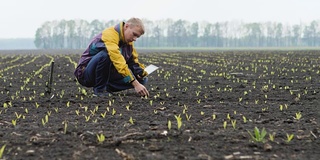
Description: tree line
34,19,320,49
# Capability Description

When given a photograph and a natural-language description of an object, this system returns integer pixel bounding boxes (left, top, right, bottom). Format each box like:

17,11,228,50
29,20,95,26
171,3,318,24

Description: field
0,49,319,160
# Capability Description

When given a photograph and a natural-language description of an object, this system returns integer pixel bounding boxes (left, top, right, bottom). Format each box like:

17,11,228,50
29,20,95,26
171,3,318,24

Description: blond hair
126,17,145,35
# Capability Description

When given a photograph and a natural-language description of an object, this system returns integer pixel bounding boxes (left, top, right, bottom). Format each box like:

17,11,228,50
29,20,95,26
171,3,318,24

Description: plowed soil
0,49,319,160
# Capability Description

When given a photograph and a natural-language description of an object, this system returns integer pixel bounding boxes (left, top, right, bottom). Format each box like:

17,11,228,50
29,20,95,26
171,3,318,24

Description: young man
74,18,149,97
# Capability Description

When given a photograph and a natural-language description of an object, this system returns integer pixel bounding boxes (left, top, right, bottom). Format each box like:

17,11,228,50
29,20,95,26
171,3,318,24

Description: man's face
124,24,143,43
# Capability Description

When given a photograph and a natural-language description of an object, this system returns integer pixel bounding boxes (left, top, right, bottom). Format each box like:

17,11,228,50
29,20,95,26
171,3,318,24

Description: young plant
269,133,275,142
223,121,227,129
231,120,237,129
174,115,182,130
286,133,294,143
247,127,267,143
96,134,105,144
294,112,302,120
41,118,46,126
242,116,247,123
129,117,134,124
100,111,107,118
185,113,191,121
35,102,40,108
212,114,216,120
0,144,5,159
63,120,68,134
12,119,17,127
15,112,22,119
85,115,90,122
112,108,116,116
167,120,172,130
125,105,130,111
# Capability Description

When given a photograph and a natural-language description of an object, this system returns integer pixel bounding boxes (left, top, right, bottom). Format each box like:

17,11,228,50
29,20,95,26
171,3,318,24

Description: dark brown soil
0,49,319,160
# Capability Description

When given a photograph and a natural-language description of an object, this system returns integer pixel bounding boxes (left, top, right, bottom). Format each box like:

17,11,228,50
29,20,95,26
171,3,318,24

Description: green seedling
15,112,22,119
174,115,182,129
129,117,134,124
167,120,172,130
81,88,87,96
100,111,107,118
0,144,6,159
247,127,267,143
35,102,40,108
185,113,191,121
12,119,17,126
182,108,187,114
231,120,237,129
280,104,283,111
97,134,105,144
112,108,116,116
2,102,10,109
63,120,68,134
286,133,294,143
45,115,49,123
242,116,247,123
195,91,201,96
212,114,216,120
41,118,46,126
269,133,275,142
75,110,80,116
90,109,96,115
126,105,130,111
85,115,90,122
294,112,302,120
223,121,227,129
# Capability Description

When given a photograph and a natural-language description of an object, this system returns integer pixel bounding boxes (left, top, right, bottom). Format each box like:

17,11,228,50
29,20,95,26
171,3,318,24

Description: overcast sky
1,0,319,38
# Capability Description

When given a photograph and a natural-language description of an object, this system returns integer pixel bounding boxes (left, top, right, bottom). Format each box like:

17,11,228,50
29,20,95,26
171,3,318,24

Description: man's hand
131,80,149,97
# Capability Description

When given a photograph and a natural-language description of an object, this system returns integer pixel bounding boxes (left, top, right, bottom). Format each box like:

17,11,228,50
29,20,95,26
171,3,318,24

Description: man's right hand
131,80,149,97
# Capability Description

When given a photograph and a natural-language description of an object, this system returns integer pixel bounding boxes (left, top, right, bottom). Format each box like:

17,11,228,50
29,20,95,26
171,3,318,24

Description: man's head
123,17,145,43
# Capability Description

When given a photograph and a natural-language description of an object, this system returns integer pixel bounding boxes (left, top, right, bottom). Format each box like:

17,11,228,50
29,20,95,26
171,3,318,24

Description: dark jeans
80,50,147,93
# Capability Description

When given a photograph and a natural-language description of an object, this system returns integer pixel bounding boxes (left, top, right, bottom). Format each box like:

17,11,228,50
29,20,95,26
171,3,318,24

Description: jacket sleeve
101,29,135,83
129,44,148,77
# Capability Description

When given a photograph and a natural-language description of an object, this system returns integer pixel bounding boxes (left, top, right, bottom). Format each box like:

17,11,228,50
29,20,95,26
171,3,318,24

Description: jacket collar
114,22,125,43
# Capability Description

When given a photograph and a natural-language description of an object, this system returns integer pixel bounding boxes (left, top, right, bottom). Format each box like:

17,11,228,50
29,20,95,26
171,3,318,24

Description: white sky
1,0,319,38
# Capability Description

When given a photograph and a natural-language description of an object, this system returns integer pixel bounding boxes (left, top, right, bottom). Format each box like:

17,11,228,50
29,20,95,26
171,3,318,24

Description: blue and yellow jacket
74,22,147,83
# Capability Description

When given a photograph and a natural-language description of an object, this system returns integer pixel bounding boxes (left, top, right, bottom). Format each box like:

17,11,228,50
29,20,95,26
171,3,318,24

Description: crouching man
74,17,149,97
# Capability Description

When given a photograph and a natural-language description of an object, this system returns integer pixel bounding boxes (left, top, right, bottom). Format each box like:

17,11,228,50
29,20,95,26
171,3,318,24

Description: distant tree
275,23,283,46
189,22,199,47
292,24,301,46
90,19,104,38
